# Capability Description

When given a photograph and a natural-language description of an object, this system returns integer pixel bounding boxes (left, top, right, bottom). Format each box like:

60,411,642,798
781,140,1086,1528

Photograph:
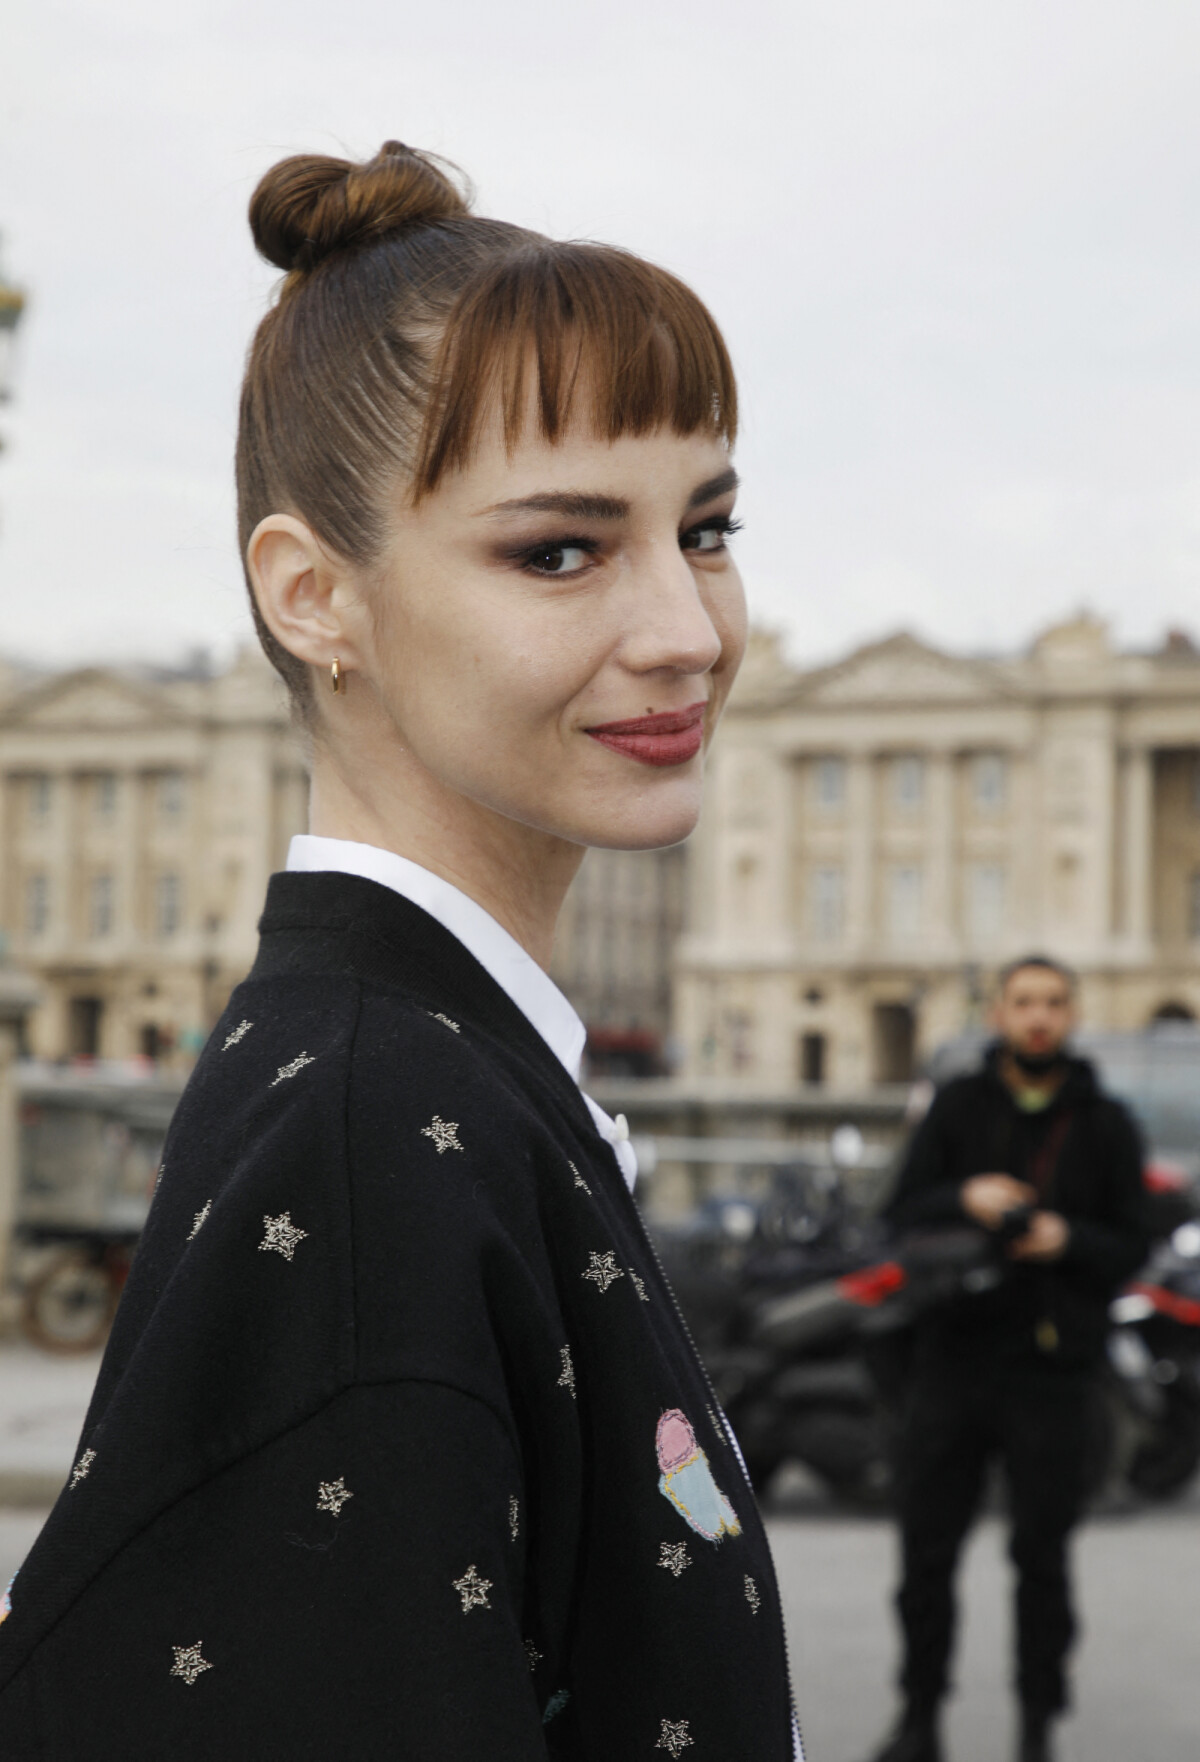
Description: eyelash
515,515,744,578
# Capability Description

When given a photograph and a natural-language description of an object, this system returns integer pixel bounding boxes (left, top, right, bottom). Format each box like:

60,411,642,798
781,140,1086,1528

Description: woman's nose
618,544,724,677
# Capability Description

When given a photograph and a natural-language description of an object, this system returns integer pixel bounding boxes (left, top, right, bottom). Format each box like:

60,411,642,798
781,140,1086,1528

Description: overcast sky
4,0,1200,672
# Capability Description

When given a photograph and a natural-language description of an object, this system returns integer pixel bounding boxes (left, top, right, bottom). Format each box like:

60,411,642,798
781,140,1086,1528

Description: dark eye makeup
510,514,743,579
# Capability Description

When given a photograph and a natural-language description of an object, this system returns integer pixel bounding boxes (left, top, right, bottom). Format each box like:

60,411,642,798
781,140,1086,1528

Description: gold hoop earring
330,657,343,695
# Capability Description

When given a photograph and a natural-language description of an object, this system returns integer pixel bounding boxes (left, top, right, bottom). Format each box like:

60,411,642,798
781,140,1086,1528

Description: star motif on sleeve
69,1448,96,1488
582,1250,624,1293
656,1718,694,1756
569,1160,592,1195
317,1477,353,1515
187,1200,211,1241
258,1212,308,1261
222,1018,253,1050
744,1574,761,1614
420,1115,463,1155
658,1542,691,1578
524,1638,542,1671
629,1270,649,1302
451,1563,493,1612
170,1642,213,1686
427,1011,461,1033
557,1345,576,1397
509,1495,520,1540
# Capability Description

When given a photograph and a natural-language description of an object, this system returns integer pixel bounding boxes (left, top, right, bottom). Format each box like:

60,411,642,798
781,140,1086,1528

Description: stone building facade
0,651,682,1070
676,616,1200,1091
0,652,308,1067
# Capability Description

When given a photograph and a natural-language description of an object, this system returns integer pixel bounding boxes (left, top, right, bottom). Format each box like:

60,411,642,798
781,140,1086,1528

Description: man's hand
961,1173,1036,1229
1008,1211,1071,1262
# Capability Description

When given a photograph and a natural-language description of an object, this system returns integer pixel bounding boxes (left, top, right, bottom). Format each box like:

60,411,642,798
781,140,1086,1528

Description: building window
967,863,1007,942
1189,871,1200,939
94,773,118,819
69,997,103,1059
27,774,52,825
155,872,181,938
25,872,49,937
886,864,923,940
89,873,115,939
810,866,845,943
799,1031,827,1086
972,752,1007,811
157,772,186,819
892,755,925,808
812,756,846,810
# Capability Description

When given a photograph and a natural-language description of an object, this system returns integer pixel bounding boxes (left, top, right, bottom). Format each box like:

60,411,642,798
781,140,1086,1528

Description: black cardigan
0,873,797,1759
885,1044,1149,1366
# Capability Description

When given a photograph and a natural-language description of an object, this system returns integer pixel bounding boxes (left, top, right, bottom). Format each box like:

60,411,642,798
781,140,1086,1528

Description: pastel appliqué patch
656,1409,742,1542
0,1571,16,1625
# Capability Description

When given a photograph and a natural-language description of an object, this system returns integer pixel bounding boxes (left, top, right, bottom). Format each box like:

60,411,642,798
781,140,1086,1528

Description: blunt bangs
413,243,737,496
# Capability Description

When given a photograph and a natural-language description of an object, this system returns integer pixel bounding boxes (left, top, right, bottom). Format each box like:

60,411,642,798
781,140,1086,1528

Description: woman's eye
523,543,594,577
681,517,742,554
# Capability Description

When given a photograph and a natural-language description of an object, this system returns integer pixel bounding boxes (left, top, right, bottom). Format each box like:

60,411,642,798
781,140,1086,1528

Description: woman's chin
566,786,703,853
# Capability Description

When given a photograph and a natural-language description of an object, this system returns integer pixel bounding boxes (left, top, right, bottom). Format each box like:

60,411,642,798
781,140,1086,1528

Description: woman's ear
247,515,367,673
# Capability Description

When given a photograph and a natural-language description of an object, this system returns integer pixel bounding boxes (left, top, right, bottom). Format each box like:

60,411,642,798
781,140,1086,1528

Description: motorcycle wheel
22,1249,118,1354
1126,1388,1200,1500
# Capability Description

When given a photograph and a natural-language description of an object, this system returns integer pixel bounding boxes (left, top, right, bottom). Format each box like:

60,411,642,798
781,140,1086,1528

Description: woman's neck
306,745,584,971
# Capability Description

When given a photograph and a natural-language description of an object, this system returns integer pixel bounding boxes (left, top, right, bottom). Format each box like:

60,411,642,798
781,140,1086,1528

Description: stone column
925,749,955,954
1119,745,1153,951
845,752,876,956
0,969,39,1320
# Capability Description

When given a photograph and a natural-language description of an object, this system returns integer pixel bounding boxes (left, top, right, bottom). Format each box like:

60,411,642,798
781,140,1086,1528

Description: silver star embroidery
421,1115,463,1155
155,1161,166,1191
707,1405,725,1441
630,1270,649,1302
259,1212,308,1262
524,1638,542,1671
744,1574,761,1614
170,1642,212,1686
451,1563,493,1612
222,1018,253,1050
428,1011,461,1033
270,1051,315,1086
557,1345,576,1398
509,1495,520,1540
70,1448,96,1488
569,1161,592,1196
317,1477,353,1516
657,1719,694,1757
658,1542,691,1578
188,1200,211,1241
582,1250,624,1294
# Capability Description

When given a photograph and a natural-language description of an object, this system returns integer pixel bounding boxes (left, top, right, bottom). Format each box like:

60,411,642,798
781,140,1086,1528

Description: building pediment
787,632,1007,708
0,669,184,732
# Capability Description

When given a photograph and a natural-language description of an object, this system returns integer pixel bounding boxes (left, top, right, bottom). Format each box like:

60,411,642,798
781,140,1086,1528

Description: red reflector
1130,1281,1200,1327
837,1262,907,1307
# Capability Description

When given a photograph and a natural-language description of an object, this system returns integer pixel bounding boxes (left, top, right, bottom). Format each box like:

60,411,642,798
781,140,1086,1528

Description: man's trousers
893,1351,1095,1715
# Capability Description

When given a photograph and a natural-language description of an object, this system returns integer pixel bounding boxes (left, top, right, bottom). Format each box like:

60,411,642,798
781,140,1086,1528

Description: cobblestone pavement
771,1490,1200,1762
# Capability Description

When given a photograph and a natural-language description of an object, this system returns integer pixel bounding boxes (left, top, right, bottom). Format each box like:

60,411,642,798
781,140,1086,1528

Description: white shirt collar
285,835,636,1191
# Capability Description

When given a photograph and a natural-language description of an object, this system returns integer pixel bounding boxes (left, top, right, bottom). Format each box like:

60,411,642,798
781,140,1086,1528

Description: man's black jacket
885,1044,1150,1366
0,874,797,1759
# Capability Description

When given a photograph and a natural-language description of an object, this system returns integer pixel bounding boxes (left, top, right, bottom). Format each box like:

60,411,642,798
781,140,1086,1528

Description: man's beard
1010,1046,1066,1077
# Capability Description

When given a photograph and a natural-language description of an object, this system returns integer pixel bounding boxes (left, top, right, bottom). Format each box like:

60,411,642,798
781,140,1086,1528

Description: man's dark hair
997,953,1077,994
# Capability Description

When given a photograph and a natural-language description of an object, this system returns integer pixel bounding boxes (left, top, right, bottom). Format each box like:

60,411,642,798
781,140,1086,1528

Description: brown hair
237,140,738,721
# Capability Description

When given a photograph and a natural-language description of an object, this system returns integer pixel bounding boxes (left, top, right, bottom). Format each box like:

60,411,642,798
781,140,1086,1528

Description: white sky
4,0,1200,670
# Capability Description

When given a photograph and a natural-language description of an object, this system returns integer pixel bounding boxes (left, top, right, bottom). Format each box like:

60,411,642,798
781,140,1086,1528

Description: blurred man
865,956,1148,1762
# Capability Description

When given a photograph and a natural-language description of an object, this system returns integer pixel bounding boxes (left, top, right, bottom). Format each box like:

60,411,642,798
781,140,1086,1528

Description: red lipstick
585,701,707,768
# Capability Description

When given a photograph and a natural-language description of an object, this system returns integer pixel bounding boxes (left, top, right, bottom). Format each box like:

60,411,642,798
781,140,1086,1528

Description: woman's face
357,416,747,852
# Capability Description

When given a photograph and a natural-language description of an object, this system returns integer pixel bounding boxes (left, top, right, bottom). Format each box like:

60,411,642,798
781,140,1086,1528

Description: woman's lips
585,702,707,768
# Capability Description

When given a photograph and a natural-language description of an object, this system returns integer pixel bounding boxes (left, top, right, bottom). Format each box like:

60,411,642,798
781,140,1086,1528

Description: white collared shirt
286,836,637,1193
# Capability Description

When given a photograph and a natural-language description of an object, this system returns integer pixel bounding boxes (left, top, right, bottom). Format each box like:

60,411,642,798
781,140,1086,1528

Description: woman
0,141,801,1759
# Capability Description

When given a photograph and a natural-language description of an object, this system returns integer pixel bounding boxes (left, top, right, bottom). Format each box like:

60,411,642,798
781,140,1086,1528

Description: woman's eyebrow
480,491,630,520
687,466,739,508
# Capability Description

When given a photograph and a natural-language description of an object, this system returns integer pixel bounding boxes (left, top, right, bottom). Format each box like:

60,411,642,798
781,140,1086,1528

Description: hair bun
249,141,470,274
